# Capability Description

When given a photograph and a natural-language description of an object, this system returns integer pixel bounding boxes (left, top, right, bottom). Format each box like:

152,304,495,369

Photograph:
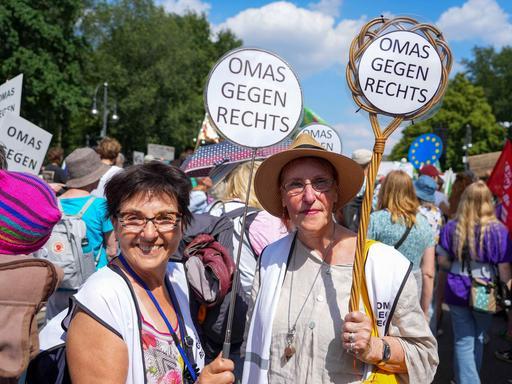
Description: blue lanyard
118,255,198,382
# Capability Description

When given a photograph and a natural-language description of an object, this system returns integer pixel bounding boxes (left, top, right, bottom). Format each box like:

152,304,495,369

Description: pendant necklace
284,226,335,360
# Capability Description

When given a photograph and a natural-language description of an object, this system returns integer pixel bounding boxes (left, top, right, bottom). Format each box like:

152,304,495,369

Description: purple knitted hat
0,170,61,255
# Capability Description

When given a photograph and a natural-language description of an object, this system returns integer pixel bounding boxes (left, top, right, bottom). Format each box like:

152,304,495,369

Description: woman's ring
349,332,355,343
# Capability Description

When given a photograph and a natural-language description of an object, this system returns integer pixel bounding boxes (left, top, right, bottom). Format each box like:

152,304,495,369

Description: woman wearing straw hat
243,134,438,384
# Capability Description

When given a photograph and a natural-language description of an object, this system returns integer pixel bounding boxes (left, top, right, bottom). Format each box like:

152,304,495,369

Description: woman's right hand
196,354,235,384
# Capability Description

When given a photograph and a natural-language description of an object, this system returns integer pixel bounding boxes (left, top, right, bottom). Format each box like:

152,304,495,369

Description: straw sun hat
254,133,364,217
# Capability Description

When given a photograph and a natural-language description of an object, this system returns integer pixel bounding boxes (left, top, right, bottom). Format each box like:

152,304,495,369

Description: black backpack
174,205,259,361
342,194,365,232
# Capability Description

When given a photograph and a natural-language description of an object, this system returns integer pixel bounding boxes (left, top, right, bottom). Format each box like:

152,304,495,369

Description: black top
42,164,67,183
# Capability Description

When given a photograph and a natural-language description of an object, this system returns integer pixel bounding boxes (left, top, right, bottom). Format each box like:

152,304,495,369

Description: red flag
487,139,512,230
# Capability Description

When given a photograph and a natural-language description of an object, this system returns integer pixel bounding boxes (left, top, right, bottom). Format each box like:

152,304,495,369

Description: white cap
351,149,372,166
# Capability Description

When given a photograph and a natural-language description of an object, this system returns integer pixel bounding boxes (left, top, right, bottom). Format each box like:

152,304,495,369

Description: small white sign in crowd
300,123,342,154
0,74,23,119
147,144,175,161
0,113,52,174
0,74,53,174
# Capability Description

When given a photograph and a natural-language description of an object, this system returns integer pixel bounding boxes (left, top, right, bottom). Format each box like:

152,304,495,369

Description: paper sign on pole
147,144,175,161
0,113,52,174
133,151,144,165
357,31,443,116
300,123,342,153
0,74,23,120
205,48,303,148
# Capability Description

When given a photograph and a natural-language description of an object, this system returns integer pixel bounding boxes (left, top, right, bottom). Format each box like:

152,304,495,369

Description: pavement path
434,304,511,384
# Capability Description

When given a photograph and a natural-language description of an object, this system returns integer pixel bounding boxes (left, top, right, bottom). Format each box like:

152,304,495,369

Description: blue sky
156,0,512,156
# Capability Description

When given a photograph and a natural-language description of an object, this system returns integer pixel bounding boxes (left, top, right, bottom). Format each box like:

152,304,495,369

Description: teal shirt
367,209,435,270
60,196,113,269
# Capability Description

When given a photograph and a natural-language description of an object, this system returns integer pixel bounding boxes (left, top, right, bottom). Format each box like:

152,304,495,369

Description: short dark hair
47,147,64,164
105,162,192,227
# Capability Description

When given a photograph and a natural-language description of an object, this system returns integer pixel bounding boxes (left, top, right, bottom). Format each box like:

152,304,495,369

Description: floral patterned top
141,316,184,384
419,204,443,243
367,209,435,270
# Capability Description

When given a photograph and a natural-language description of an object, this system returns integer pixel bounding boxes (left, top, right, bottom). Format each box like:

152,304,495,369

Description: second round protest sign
300,124,342,154
205,48,303,148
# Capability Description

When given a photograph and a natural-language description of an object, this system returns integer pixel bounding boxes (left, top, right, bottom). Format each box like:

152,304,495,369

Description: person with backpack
208,161,288,297
437,181,512,383
191,161,288,378
367,170,436,318
43,147,117,321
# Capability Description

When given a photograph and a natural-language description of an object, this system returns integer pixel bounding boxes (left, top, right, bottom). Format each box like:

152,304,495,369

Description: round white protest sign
205,48,303,148
300,124,342,154
357,30,442,115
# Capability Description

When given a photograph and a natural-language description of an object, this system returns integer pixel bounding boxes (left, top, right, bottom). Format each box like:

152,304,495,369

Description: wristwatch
377,339,391,366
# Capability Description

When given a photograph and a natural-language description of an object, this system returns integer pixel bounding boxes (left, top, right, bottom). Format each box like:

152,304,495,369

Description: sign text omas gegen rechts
216,57,290,132
206,48,302,148
358,31,442,115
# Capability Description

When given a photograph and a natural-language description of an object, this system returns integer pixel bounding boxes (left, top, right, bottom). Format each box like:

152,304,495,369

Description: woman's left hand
342,311,374,362
196,353,235,384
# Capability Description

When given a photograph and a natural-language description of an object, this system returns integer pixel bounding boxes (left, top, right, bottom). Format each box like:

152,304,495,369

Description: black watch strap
378,338,391,366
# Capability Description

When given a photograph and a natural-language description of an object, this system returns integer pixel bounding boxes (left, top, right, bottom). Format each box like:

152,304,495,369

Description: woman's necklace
284,226,336,360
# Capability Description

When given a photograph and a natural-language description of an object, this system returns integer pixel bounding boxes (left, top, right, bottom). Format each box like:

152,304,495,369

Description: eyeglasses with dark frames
116,211,182,233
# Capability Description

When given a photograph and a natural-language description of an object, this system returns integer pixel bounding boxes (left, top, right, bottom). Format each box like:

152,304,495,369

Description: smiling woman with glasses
43,162,236,384
242,133,439,384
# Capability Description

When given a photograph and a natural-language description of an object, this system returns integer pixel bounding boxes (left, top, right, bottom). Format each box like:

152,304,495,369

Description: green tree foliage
78,0,241,155
389,73,505,171
463,46,512,125
0,0,90,147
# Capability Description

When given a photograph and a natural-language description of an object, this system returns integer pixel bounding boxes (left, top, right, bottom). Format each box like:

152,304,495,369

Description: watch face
383,339,391,362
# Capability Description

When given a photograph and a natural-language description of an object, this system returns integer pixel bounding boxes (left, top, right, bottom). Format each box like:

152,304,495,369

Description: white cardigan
242,233,412,384
40,263,204,384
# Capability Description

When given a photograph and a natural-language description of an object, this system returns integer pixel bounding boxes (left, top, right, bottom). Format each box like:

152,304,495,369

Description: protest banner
0,113,52,174
0,74,23,120
132,151,144,165
407,133,443,169
204,47,303,359
300,123,342,154
488,140,512,231
345,16,452,312
147,144,175,161
205,47,303,148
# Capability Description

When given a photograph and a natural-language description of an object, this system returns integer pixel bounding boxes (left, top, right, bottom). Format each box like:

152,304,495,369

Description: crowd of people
0,133,511,384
